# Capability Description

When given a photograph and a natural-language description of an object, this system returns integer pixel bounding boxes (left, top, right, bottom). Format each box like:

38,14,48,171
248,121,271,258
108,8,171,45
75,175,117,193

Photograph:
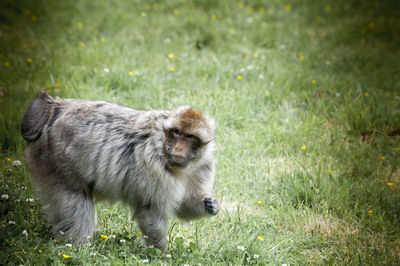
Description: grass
1,0,400,264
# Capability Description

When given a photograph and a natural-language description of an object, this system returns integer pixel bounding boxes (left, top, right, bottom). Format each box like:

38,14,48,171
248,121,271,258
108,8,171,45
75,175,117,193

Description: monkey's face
164,127,203,168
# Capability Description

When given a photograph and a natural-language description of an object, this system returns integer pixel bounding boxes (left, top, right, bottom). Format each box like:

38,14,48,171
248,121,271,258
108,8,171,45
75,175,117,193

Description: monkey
21,91,219,251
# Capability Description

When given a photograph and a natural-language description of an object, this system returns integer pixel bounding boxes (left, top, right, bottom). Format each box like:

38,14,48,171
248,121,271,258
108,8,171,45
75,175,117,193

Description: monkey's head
163,107,215,169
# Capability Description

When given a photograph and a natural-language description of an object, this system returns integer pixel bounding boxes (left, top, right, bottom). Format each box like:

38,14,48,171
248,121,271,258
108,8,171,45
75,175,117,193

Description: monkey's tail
21,90,56,142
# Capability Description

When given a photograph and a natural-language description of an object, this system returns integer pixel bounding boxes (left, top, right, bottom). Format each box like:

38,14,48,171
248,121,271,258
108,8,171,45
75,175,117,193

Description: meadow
1,0,400,264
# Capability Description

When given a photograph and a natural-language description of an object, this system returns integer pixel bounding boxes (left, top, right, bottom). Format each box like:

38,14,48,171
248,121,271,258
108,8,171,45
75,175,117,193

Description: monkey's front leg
135,207,168,252
176,194,220,220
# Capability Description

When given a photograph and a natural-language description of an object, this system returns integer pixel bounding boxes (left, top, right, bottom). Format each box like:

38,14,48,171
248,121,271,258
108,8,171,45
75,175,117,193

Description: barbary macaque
21,91,219,251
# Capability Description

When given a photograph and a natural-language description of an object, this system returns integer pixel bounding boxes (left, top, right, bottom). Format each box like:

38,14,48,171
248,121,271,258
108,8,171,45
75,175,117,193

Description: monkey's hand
203,197,220,215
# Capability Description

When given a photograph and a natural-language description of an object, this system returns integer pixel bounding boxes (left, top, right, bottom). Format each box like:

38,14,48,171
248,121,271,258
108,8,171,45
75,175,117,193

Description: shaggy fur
21,92,219,251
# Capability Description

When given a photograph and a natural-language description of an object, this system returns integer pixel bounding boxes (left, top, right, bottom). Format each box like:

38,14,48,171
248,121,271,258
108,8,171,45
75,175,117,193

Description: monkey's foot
204,197,219,215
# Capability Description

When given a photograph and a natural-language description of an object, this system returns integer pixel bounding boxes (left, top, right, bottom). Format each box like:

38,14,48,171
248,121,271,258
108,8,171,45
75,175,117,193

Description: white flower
149,245,154,249
143,235,148,239
120,239,126,243
65,243,72,247
183,264,189,266
141,259,149,263
237,246,245,251
12,160,21,166
22,230,28,236
60,231,65,235
26,198,34,202
15,199,20,203
9,221,16,225
166,254,171,258
246,17,253,23
104,68,110,73
21,186,27,190
254,254,259,259
110,234,115,238
281,264,289,266
1,194,9,200
258,74,264,79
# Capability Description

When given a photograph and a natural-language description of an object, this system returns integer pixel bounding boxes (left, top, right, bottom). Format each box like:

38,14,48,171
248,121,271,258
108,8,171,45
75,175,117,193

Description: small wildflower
396,147,400,151
166,254,171,258
237,245,245,251
60,230,65,235
141,259,150,263
238,2,244,8
38,249,42,253
101,234,108,239
170,67,174,71
7,157,12,162
299,55,304,61
364,92,369,97
315,16,322,22
173,9,179,15
168,53,174,59
259,7,264,13
104,68,110,73
285,3,291,11
257,236,264,241
110,234,116,238
62,254,70,259
254,254,259,259
55,80,61,86
253,53,258,58
141,12,146,17
257,200,262,205
31,15,37,22
24,9,31,15
312,80,316,84
9,221,15,225
368,210,373,214
65,243,72,247
1,194,9,200
229,28,235,34
120,239,126,243
90,252,97,256
211,14,217,20
379,156,385,161
237,75,242,80
301,145,306,150
79,42,85,47
325,5,331,12
12,160,22,166
386,182,394,186
77,22,83,28
202,77,206,81
26,198,34,202
3,62,10,67
247,6,253,13
101,37,105,42
26,58,33,63
129,71,133,76
22,230,28,236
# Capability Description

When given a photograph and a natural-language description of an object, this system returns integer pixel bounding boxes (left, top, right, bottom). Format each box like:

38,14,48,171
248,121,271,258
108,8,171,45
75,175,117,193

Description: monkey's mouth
167,155,188,168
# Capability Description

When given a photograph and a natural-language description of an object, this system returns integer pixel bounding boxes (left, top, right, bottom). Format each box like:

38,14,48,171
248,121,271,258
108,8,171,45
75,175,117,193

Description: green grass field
1,0,400,264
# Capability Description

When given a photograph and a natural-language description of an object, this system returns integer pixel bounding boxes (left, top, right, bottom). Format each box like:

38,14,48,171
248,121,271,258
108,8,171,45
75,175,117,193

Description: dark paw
203,197,220,215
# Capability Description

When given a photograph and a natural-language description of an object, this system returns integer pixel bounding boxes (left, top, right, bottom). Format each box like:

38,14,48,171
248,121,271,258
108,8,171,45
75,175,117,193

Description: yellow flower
285,3,291,11
46,84,53,89
26,58,33,63
238,2,244,8
79,42,85,47
312,80,316,84
301,146,306,150
395,147,400,151
170,67,174,71
364,92,369,97
247,6,253,13
229,28,235,34
257,236,264,241
211,14,217,20
299,55,304,61
257,200,262,205
31,15,37,22
101,234,108,239
173,9,179,15
3,62,10,67
325,5,331,12
202,77,206,81
368,210,373,214
386,182,394,186
253,53,258,58
101,37,105,42
38,249,42,253
169,53,174,59
141,12,146,17
24,9,31,15
62,254,70,258
237,75,242,80
129,72,133,76
315,16,322,22
379,156,385,161
7,157,12,162
259,7,265,14
55,80,61,86
77,22,83,29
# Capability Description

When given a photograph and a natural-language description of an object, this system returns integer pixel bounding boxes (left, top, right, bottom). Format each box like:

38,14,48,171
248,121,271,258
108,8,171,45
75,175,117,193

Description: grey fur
22,92,219,251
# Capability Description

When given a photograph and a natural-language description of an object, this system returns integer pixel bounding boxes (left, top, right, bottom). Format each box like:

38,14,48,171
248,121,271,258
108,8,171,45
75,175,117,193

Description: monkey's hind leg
36,179,96,242
135,208,168,252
